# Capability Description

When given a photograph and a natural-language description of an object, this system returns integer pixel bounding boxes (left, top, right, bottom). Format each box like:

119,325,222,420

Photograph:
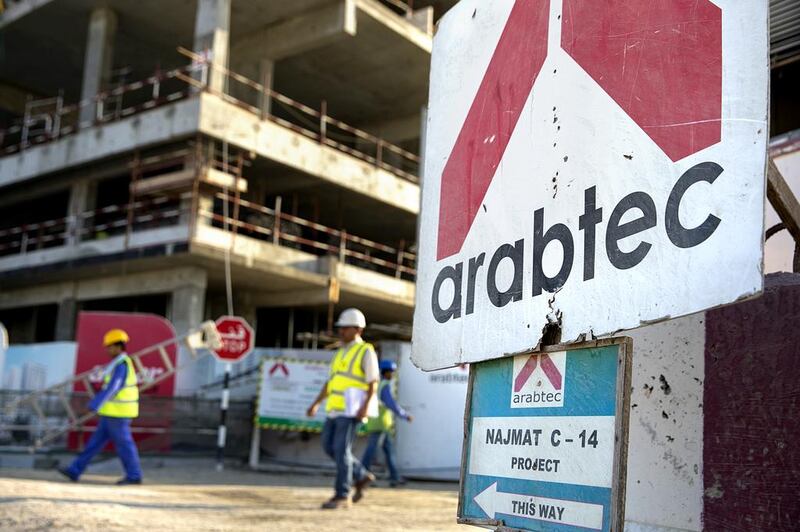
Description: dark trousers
65,416,142,481
362,431,400,482
321,416,367,498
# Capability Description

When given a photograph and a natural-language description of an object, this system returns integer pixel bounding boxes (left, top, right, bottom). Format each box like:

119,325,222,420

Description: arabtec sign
412,0,769,370
512,351,565,408
459,341,631,531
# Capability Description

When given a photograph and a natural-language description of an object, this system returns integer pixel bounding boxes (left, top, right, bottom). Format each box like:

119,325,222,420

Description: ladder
3,321,222,451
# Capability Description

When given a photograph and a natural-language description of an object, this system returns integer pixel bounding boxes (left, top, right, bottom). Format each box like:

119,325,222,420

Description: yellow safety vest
365,379,394,433
97,355,139,418
325,342,372,413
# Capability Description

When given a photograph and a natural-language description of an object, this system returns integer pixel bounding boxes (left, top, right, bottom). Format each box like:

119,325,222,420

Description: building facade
0,0,456,393
1,0,798,396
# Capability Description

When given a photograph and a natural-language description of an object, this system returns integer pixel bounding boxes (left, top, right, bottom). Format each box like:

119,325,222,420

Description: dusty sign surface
412,0,769,370
256,357,329,431
458,340,631,531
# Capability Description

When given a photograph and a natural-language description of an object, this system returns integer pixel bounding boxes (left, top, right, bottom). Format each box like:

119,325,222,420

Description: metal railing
176,48,421,183
0,189,416,280
0,49,421,182
0,390,253,455
0,64,204,155
202,192,417,280
0,193,189,257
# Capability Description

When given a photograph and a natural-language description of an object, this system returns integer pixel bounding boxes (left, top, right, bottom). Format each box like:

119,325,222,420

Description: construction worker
59,329,142,485
362,359,412,487
306,308,379,509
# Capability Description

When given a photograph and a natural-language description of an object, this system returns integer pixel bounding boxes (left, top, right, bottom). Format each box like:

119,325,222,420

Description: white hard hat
335,308,366,328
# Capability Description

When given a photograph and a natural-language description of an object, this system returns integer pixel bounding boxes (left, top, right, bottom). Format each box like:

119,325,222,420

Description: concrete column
235,292,257,327
415,105,427,245
194,194,215,233
194,0,231,94
55,298,78,341
66,180,96,245
79,7,117,124
257,59,274,117
170,270,208,395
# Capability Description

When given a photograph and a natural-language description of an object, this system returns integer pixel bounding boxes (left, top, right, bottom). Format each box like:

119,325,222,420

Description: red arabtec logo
436,0,722,261
513,354,563,392
269,362,289,377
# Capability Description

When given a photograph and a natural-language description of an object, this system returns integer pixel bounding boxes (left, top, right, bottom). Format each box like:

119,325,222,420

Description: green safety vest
97,355,139,418
365,380,394,433
325,342,372,413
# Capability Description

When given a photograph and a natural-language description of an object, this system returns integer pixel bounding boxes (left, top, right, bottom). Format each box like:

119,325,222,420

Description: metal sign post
212,316,255,471
458,339,632,531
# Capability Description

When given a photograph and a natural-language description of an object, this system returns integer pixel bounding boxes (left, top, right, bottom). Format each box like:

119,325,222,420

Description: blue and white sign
458,340,631,531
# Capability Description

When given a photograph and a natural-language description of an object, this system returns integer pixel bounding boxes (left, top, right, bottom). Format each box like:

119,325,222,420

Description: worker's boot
321,496,352,510
57,467,78,482
352,471,376,503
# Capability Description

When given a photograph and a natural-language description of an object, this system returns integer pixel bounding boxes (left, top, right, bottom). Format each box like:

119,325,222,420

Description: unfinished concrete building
0,0,457,393
1,0,799,395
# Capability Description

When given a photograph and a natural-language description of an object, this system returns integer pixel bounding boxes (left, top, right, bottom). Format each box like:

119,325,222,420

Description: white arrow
474,482,605,530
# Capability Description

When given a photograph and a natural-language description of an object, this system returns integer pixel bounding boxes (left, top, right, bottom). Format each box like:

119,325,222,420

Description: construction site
1,0,799,531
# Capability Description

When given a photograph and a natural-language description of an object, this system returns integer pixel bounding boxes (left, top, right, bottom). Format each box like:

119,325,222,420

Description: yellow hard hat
103,329,130,346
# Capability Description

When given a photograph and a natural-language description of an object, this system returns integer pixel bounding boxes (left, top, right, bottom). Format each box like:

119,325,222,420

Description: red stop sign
213,316,255,362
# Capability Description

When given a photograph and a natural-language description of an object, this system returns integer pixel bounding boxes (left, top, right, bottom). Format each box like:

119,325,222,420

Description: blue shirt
379,379,409,420
88,358,127,412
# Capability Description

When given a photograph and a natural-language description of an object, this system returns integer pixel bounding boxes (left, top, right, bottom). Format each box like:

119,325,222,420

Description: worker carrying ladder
3,321,222,451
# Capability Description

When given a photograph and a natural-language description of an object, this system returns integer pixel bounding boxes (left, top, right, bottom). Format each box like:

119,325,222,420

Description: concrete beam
232,0,357,61
194,0,231,93
354,0,431,53
0,267,207,310
0,97,201,189
0,0,56,29
251,288,333,308
254,279,340,308
359,113,421,144
80,7,117,124
410,7,434,35
198,93,420,214
0,281,78,310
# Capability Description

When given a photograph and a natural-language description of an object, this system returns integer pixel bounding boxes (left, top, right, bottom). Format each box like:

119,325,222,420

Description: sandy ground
0,463,467,531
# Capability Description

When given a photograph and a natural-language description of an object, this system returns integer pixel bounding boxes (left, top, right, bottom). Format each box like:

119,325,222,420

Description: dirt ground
0,464,467,531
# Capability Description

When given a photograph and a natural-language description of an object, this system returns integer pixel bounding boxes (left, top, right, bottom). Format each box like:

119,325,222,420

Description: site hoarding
412,0,770,371
395,346,469,480
458,339,632,531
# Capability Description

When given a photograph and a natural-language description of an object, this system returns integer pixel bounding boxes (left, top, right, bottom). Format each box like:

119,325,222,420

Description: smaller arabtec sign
412,0,769,370
511,351,565,408
459,340,631,531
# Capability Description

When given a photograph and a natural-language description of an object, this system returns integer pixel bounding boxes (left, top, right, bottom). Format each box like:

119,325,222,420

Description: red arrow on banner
436,0,550,261
269,362,289,377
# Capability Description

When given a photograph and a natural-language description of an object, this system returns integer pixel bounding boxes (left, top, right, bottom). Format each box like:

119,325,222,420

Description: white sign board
459,340,631,531
256,358,329,431
412,0,769,370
